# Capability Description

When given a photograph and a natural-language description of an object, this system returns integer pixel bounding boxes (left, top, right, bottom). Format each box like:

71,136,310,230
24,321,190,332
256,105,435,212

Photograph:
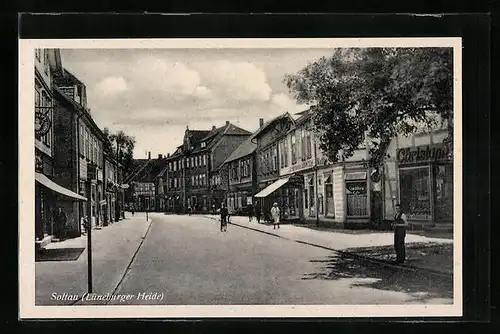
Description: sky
60,48,335,159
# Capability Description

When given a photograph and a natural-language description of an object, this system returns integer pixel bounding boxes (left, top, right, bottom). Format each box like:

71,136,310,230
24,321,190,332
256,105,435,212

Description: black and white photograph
19,37,462,318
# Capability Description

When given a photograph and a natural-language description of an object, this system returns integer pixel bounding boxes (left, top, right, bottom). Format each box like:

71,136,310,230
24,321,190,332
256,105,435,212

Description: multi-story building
223,120,260,214
124,152,169,212
52,67,106,233
254,109,371,226
103,151,124,225
164,122,252,214
252,113,296,221
380,116,453,229
34,48,88,249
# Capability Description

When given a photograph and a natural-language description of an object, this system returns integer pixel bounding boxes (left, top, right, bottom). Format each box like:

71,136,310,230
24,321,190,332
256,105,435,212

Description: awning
35,172,87,201
254,177,290,198
345,172,367,181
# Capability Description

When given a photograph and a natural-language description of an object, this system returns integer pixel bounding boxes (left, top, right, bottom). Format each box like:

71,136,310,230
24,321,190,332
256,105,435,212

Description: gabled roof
223,135,257,164
252,112,295,140
191,122,251,153
126,158,169,184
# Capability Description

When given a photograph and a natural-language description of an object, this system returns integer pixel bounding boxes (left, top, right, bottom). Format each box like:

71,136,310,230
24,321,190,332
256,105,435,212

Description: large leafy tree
284,47,453,166
103,128,136,176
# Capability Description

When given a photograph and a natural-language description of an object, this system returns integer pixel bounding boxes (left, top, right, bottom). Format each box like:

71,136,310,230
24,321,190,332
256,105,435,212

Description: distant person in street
131,204,135,216
392,203,409,263
247,202,254,222
254,201,262,224
270,202,280,229
188,206,192,216
212,204,216,215
220,204,228,232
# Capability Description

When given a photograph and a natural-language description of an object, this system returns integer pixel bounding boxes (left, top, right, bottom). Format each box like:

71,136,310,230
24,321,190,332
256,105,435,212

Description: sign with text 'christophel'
397,143,450,166
19,32,466,320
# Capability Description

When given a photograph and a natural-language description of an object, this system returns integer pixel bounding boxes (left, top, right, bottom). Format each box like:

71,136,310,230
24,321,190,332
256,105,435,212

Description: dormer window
201,142,206,148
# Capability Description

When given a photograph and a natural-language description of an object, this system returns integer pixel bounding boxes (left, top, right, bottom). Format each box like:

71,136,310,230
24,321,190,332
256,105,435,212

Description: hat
273,202,278,206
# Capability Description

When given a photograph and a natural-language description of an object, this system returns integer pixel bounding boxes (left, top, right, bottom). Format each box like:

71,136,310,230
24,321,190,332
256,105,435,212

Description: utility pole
314,134,320,227
87,213,92,293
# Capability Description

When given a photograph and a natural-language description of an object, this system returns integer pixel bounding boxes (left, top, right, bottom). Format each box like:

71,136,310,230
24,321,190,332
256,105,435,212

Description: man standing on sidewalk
393,204,409,263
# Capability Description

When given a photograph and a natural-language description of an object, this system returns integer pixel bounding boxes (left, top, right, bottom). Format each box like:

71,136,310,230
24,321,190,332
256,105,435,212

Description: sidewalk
202,215,454,276
35,213,152,305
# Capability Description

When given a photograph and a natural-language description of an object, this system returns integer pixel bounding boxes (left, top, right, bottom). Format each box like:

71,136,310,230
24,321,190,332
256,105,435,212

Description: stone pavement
202,214,454,276
35,213,152,305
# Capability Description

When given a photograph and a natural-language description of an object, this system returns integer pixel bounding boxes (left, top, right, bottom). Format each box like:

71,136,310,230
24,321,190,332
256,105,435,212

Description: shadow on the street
36,247,85,262
302,252,453,303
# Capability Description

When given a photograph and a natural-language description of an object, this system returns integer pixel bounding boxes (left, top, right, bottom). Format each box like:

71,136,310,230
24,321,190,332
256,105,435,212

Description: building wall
382,128,450,222
211,135,250,171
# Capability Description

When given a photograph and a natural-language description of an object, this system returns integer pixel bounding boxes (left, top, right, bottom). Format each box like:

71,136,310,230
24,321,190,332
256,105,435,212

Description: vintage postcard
19,37,462,318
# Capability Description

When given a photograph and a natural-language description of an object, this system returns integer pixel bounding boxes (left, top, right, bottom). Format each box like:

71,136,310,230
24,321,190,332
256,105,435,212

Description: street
85,213,453,305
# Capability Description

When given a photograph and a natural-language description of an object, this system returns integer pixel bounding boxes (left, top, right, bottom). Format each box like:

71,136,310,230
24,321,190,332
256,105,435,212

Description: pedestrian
254,201,261,224
247,202,254,222
392,203,409,263
188,206,192,216
131,204,135,216
270,202,280,229
220,203,228,232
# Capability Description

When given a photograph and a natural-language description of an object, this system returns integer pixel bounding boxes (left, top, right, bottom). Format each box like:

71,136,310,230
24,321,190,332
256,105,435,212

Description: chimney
158,154,163,159
148,151,151,160
226,121,230,125
167,153,170,158
212,125,216,131
259,118,264,128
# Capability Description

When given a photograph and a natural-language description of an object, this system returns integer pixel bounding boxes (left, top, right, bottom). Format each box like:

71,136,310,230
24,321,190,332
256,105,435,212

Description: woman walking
270,202,280,229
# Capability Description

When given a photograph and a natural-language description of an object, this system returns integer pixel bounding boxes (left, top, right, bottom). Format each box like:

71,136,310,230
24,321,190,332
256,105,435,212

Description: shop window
324,174,335,217
399,167,431,219
434,164,453,222
346,179,368,217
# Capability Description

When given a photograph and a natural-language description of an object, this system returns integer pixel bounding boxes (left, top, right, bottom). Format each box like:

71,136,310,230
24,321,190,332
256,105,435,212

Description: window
79,125,84,156
399,167,431,218
201,142,206,148
191,175,194,185
203,155,207,166
169,162,173,171
301,130,307,161
291,132,297,164
43,50,50,75
273,147,277,171
85,130,90,160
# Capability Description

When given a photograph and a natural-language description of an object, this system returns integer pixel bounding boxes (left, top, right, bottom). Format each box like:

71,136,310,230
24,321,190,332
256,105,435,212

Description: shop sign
397,143,450,165
290,159,314,173
346,181,367,195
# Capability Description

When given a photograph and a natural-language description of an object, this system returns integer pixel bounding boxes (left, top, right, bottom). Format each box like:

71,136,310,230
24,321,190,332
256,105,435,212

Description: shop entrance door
434,164,453,223
346,181,368,217
324,175,335,217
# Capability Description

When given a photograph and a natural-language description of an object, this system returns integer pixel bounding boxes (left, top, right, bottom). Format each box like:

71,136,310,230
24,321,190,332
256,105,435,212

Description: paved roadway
101,213,453,305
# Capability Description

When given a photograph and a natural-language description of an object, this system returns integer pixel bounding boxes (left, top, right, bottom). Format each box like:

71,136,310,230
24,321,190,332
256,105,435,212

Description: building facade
223,128,259,214
164,122,252,214
381,118,453,228
253,113,295,222
34,49,89,249
52,69,106,233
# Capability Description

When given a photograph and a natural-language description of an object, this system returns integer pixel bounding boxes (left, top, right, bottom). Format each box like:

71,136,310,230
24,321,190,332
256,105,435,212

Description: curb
203,215,452,278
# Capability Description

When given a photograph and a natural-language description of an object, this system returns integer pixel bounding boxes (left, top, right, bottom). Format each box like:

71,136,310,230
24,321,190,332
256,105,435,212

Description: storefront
344,171,370,221
396,143,453,224
280,175,303,220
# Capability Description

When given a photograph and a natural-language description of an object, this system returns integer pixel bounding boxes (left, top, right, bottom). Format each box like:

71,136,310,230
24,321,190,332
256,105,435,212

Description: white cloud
129,56,201,97
270,93,308,113
94,76,129,96
198,60,272,102
194,86,213,99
